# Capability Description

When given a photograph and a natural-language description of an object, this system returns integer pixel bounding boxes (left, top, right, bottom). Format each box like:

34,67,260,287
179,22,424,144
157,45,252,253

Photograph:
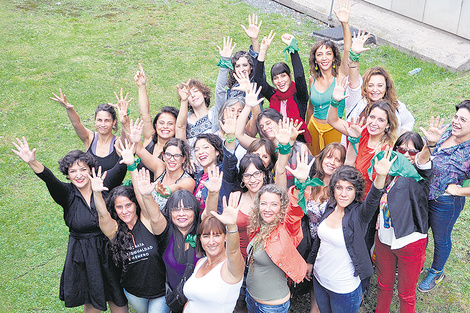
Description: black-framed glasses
397,146,419,156
242,170,263,181
164,152,183,160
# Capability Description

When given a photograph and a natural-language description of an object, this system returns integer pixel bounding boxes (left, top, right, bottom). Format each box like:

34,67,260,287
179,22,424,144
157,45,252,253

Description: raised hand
134,168,157,196
281,33,294,46
347,116,366,138
334,0,351,24
109,88,133,124
332,76,349,102
274,118,292,145
419,116,445,146
211,191,241,226
116,138,135,166
260,30,276,51
373,147,397,177
290,119,305,144
241,14,262,40
231,71,251,93
245,83,264,108
217,36,237,58
286,150,315,183
128,118,144,144
351,30,371,54
177,80,190,102
134,63,147,86
201,165,224,193
219,108,237,135
154,181,170,197
89,167,109,192
50,88,73,109
12,136,36,164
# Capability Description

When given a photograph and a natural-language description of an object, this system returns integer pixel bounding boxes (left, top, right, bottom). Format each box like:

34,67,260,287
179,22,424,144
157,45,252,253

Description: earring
240,181,246,188
332,64,336,69
315,63,318,71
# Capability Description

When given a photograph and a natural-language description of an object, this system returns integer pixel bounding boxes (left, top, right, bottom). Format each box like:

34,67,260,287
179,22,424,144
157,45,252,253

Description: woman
246,138,278,177
183,193,245,313
253,32,310,143
245,184,307,312
12,138,128,312
419,101,470,292
375,129,436,312
306,0,352,155
90,178,167,313
51,88,128,171
127,120,195,210
327,78,398,193
306,151,396,313
345,33,415,135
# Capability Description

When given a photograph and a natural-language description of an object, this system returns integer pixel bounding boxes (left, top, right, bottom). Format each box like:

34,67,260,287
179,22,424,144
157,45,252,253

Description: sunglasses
397,146,419,156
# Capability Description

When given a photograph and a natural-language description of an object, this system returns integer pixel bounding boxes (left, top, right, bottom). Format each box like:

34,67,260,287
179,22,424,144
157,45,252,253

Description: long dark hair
238,154,271,192
309,39,341,79
256,108,282,139
151,106,179,143
227,51,255,88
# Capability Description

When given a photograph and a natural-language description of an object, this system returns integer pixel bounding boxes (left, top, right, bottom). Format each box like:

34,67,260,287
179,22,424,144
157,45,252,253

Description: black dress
36,162,127,310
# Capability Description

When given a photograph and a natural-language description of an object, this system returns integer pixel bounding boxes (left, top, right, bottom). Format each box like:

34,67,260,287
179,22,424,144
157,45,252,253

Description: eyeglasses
164,152,183,160
170,207,193,213
397,146,419,156
242,170,263,181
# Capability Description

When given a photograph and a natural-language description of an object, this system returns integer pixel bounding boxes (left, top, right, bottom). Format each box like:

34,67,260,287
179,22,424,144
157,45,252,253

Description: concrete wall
363,0,470,40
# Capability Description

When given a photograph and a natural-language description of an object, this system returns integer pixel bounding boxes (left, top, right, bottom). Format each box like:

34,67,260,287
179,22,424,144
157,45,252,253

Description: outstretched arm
201,165,223,220
109,88,133,144
241,14,262,53
326,77,350,135
134,63,155,144
334,0,352,77
235,83,263,149
12,137,44,174
175,81,190,142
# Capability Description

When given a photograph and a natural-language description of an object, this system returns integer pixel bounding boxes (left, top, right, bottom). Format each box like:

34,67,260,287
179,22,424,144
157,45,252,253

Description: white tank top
183,258,243,313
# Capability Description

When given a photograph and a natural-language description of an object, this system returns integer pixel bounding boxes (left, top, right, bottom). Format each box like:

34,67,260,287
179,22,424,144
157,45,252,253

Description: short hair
196,215,226,257
95,103,118,131
256,108,282,139
227,51,255,88
238,154,271,192
217,97,246,123
187,79,211,111
194,133,224,165
394,131,424,152
247,138,278,173
309,40,341,79
58,150,97,176
361,67,398,111
152,106,179,143
163,138,192,173
456,99,470,112
270,62,291,81
328,165,366,204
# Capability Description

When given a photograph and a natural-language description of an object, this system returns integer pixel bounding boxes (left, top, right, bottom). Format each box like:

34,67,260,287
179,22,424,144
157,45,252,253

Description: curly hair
328,165,366,205
163,138,192,173
194,133,224,165
186,79,211,112
195,215,226,258
309,40,341,79
95,103,118,131
248,184,289,247
151,106,179,143
58,150,97,177
105,186,141,272
367,99,398,147
238,154,272,193
361,67,399,113
227,51,255,89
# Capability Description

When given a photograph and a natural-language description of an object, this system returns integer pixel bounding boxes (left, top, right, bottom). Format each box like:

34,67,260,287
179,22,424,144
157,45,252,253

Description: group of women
12,3,470,313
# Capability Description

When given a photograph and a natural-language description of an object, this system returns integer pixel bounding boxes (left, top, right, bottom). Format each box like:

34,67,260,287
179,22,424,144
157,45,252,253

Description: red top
237,210,250,259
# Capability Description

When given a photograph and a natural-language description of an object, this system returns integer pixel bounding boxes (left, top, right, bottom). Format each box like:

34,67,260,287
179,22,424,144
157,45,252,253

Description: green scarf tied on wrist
368,150,423,182
283,38,299,61
217,58,234,70
185,234,197,248
347,135,361,155
294,177,324,214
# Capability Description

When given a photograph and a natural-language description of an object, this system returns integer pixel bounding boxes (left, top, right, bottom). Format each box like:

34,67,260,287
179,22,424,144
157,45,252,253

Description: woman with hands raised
12,137,128,313
183,192,245,313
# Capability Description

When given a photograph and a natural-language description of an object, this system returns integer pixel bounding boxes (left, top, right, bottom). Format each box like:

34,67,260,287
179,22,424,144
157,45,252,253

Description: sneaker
418,268,445,293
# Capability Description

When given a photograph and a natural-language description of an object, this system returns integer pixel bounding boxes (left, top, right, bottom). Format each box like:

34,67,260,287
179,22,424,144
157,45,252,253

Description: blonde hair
361,67,399,114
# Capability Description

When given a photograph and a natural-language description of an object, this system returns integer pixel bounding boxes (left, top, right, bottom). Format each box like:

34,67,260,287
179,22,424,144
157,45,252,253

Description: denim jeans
246,292,290,313
313,277,362,313
429,195,465,271
123,289,169,313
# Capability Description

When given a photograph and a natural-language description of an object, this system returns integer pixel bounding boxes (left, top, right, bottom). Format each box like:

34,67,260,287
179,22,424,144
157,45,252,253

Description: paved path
274,0,470,72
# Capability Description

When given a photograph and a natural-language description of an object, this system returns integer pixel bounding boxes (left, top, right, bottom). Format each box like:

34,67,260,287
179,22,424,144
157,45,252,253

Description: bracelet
349,48,360,62
224,133,237,143
275,142,292,155
347,135,361,155
226,225,238,234
294,177,324,214
330,96,342,108
160,186,172,198
217,58,234,70
126,157,141,171
282,37,299,61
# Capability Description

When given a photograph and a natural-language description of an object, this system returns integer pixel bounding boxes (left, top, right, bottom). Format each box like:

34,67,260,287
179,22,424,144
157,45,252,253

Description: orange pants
307,117,342,156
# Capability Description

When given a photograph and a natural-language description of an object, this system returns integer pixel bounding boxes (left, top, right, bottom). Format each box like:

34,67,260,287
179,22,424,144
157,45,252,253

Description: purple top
429,129,470,200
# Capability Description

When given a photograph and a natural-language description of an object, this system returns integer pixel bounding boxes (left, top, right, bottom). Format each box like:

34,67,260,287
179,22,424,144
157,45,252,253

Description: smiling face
170,200,195,233
155,112,176,139
253,145,271,168
234,56,252,78
366,75,387,103
200,230,226,258
315,45,334,72
334,180,356,209
258,116,279,140
228,102,243,119
114,196,138,228
322,149,344,177
242,163,265,193
397,140,419,164
68,161,91,190
366,107,389,137
272,72,292,93
259,192,281,224
163,145,185,172
95,110,115,135
194,138,218,169
451,108,470,140
188,87,205,109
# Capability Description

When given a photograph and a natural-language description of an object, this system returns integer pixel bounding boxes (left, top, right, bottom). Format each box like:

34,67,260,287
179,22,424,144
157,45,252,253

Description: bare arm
326,78,350,135
175,81,190,142
334,0,352,77
348,30,370,89
134,64,155,144
235,84,263,149
241,14,262,53
200,165,223,221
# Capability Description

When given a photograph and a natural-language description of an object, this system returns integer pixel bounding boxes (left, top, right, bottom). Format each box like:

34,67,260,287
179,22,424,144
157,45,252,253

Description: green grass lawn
1,0,469,312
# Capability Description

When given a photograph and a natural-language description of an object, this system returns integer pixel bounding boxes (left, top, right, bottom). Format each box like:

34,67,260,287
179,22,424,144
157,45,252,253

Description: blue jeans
313,277,362,313
123,289,169,313
429,195,466,271
246,292,290,313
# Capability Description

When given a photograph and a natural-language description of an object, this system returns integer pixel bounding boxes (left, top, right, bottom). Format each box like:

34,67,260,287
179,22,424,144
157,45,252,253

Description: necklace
204,254,226,268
